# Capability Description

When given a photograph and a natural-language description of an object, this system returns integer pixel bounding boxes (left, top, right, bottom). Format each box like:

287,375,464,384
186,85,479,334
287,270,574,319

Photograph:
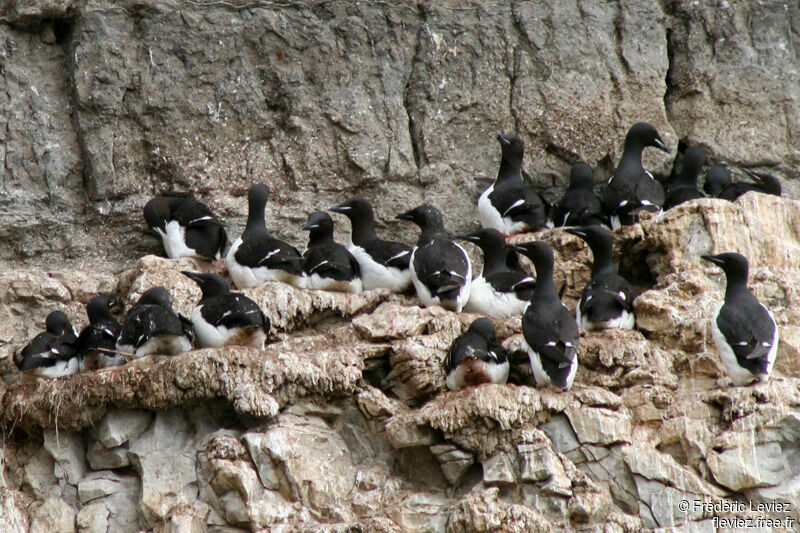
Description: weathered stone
482,451,515,484
130,450,198,527
91,409,153,449
707,442,787,491
430,444,474,486
518,444,561,483
75,503,109,533
30,497,75,533
23,448,57,498
77,471,136,505
42,430,86,485
387,493,448,533
85,440,130,471
565,407,632,446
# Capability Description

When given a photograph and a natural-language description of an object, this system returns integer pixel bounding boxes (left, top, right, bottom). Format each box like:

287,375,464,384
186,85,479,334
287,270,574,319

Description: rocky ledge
1,193,800,532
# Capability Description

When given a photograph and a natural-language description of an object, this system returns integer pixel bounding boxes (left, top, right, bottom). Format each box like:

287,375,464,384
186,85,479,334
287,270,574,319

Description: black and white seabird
301,211,362,293
116,287,194,358
663,146,705,210
77,295,123,371
456,228,534,317
478,134,550,235
552,163,608,227
14,311,79,378
444,318,510,390
718,169,782,201
566,226,636,330
226,184,305,289
508,241,579,391
703,165,732,198
602,122,671,228
143,196,228,260
182,271,270,349
397,205,472,312
702,253,778,386
329,198,412,292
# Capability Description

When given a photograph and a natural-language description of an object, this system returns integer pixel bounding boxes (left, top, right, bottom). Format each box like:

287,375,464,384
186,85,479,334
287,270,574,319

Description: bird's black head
569,162,595,190
507,241,554,270
45,310,72,336
330,198,374,224
625,122,671,154
248,184,269,211
143,197,172,231
704,165,732,197
566,225,612,249
455,228,505,253
302,211,335,240
86,295,116,324
181,271,231,299
497,133,524,167
467,317,496,340
743,169,782,196
136,287,173,309
701,252,749,289
396,205,445,234
679,146,705,183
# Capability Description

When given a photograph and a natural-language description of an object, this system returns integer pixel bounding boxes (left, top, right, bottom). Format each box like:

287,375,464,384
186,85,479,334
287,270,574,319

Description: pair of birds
663,146,782,210
15,272,269,378
444,250,778,391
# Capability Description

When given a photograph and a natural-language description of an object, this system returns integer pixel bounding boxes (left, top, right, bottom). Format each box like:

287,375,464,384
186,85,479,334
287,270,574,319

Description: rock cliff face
1,194,800,532
1,0,799,269
3,1,800,532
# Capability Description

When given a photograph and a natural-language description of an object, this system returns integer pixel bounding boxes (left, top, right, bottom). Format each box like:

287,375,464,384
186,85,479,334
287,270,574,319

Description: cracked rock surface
1,194,800,531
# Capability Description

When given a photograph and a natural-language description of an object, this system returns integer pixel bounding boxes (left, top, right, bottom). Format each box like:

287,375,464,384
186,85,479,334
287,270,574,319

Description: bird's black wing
523,305,579,368
202,294,267,332
363,239,412,269
302,243,359,281
119,306,184,349
413,239,469,297
716,300,777,366
76,320,121,355
236,236,303,275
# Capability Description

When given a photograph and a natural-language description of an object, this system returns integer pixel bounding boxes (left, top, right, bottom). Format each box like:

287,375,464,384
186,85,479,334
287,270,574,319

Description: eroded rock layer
1,194,800,532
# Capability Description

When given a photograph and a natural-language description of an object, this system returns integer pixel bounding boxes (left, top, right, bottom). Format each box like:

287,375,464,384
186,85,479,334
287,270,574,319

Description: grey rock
86,440,130,471
43,429,86,486
75,502,109,533
91,409,153,449
23,448,57,498
127,408,190,456
77,471,137,505
387,493,448,533
30,496,76,533
130,450,198,527
482,451,515,484
429,443,474,485
241,433,281,491
518,444,560,483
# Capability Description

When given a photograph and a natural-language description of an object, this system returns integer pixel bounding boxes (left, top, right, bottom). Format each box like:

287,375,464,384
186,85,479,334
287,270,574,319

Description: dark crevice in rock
402,17,424,170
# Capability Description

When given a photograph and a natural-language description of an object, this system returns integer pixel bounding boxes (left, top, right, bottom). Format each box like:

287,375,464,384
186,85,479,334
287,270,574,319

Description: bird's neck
724,278,750,301
243,202,268,241
497,158,522,182
589,244,615,278
481,247,508,277
308,230,334,247
533,266,558,301
350,219,378,246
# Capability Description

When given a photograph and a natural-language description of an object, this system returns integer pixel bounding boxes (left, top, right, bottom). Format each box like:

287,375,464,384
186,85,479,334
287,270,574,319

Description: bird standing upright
329,198,412,292
664,146,705,210
397,205,471,312
602,122,671,228
478,134,550,235
508,241,579,391
301,211,362,293
226,184,305,289
456,228,534,317
566,226,636,330
702,253,778,386
552,163,607,227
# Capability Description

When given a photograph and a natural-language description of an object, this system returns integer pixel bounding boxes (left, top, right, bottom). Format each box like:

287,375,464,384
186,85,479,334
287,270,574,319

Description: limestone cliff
3,1,800,532
1,194,800,532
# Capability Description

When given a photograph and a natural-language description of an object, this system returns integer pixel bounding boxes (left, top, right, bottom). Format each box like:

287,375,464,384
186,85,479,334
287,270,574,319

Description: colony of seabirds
14,122,783,392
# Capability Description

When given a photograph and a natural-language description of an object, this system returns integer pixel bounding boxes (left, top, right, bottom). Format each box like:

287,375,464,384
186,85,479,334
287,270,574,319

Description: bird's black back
413,235,469,299
303,241,360,281
235,235,303,275
580,272,636,323
118,305,186,349
201,294,269,334
361,238,412,269
553,189,606,227
717,291,776,374
77,319,121,356
523,300,579,387
444,331,508,373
